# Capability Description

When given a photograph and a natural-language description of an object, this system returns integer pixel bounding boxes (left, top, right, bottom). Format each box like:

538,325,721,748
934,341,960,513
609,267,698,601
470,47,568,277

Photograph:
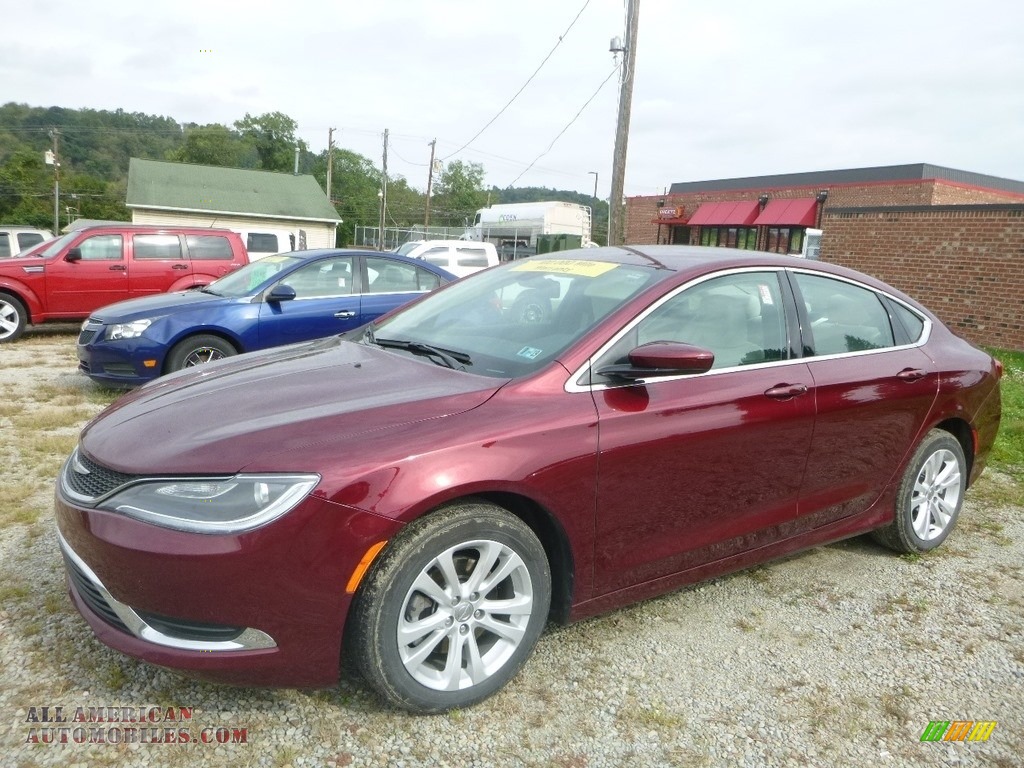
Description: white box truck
468,202,593,254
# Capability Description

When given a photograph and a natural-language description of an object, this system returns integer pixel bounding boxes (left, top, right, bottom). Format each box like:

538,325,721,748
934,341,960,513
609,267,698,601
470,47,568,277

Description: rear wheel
166,334,236,372
0,294,27,343
349,501,551,713
872,429,966,553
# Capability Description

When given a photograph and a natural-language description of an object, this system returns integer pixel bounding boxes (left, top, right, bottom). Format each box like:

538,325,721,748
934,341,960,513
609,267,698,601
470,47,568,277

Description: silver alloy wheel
0,300,20,339
909,448,962,541
397,539,534,692
181,347,227,367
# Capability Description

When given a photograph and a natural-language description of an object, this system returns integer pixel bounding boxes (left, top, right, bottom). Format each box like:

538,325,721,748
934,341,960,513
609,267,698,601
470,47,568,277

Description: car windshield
204,255,303,297
394,242,423,256
39,231,79,258
370,257,659,378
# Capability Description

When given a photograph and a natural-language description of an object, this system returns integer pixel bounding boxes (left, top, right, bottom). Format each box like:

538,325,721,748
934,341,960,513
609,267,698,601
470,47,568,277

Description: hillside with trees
0,103,607,245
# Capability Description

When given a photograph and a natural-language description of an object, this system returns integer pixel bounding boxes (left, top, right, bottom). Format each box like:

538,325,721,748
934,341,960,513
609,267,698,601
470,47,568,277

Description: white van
401,240,499,278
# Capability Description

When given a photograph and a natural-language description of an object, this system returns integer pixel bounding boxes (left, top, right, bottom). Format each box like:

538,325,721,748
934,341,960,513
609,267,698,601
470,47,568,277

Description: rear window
134,234,183,260
186,235,234,260
456,248,490,267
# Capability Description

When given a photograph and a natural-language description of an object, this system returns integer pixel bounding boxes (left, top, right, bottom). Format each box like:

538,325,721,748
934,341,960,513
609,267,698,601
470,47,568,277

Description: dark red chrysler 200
55,246,1002,712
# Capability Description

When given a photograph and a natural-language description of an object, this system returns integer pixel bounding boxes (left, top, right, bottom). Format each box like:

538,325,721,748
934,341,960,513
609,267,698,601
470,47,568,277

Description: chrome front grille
63,449,138,502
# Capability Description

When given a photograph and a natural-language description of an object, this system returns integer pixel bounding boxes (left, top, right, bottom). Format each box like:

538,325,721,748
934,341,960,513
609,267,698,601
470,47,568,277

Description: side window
597,272,787,375
889,301,926,343
18,233,44,249
133,234,183,260
279,257,353,298
0,234,10,258
366,257,433,293
418,247,451,268
78,235,123,261
247,233,279,253
455,247,490,267
795,273,895,355
186,235,233,260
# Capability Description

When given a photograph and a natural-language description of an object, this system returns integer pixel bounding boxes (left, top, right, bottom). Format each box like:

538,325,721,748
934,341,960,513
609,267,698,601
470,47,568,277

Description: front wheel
349,501,551,713
0,294,27,343
872,429,966,553
166,334,236,373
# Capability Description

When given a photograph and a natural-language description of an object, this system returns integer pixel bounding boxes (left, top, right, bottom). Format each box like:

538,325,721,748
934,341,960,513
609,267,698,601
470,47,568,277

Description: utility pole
49,129,60,235
378,128,389,251
588,171,600,245
424,138,437,228
608,0,639,246
325,127,335,202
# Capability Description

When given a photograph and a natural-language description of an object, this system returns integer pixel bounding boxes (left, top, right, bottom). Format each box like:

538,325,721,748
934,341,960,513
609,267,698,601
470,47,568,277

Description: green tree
431,160,487,227
233,112,307,172
309,148,382,246
168,124,256,168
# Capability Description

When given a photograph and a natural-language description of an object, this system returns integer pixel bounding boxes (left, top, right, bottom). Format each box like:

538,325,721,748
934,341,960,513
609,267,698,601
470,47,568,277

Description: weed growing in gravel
988,348,1024,470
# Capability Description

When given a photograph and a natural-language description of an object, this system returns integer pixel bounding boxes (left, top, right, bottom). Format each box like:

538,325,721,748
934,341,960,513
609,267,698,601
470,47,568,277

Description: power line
441,0,591,161
507,64,619,188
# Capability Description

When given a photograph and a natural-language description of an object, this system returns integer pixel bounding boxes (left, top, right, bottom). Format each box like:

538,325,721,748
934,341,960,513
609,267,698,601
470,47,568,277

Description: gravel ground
2,332,1022,768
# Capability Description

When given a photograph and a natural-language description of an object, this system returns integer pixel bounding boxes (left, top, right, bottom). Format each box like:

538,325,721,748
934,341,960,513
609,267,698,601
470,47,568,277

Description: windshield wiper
374,338,471,370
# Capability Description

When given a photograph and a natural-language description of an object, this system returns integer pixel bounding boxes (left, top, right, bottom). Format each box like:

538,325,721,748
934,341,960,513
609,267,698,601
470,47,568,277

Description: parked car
0,225,247,342
0,225,53,258
398,240,499,278
55,245,1001,713
76,249,454,386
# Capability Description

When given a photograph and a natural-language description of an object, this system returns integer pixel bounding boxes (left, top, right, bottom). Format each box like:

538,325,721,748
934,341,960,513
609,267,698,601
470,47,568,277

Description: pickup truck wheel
0,294,27,343
166,334,237,372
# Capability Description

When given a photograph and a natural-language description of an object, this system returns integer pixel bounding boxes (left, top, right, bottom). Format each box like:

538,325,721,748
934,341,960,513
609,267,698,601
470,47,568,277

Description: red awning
650,217,689,225
753,198,818,226
687,200,761,226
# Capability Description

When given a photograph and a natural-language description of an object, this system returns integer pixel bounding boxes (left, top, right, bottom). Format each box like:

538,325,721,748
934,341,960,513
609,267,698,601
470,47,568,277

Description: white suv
0,226,53,258
397,240,499,278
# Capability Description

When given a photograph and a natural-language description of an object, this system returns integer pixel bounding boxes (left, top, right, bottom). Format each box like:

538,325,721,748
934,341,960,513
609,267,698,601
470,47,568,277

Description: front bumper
77,328,167,387
55,484,404,687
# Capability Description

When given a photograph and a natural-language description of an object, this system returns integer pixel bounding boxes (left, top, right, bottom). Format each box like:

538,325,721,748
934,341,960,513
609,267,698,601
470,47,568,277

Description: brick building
624,164,1024,350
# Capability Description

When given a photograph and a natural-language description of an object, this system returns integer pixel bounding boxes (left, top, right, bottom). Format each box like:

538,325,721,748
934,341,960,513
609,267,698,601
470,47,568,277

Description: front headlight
106,318,152,340
97,474,320,533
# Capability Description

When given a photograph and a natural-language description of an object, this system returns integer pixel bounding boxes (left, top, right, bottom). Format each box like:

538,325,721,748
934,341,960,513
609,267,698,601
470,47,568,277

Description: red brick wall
823,207,1024,351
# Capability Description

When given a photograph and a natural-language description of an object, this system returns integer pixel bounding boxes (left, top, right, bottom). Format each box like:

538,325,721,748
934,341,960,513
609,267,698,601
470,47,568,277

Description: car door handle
334,310,356,318
897,368,927,382
109,264,126,271
764,383,808,400
171,263,189,270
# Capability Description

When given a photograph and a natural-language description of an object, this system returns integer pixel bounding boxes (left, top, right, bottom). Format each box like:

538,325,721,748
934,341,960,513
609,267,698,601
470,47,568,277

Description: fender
167,275,204,292
0,276,44,321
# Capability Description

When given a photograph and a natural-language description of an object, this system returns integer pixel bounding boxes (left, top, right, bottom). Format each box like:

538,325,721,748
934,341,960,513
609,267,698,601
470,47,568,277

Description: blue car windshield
206,255,303,297
371,257,660,378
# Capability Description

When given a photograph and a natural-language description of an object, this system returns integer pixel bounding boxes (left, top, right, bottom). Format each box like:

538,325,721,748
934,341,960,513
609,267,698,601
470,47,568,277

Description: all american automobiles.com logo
24,706,248,746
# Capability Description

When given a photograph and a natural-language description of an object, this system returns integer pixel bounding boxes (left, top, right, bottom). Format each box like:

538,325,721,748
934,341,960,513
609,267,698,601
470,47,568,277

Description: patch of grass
988,348,1024,472
12,406,87,432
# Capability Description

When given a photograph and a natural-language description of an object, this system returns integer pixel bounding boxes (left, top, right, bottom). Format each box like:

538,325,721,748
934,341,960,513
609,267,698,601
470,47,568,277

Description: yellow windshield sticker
510,259,618,277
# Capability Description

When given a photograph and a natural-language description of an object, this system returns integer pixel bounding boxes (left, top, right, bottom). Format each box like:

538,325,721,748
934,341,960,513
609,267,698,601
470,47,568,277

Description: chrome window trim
58,530,276,652
565,265,933,394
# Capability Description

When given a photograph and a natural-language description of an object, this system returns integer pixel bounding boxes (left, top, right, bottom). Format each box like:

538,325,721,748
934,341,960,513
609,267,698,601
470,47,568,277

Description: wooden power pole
424,138,437,228
378,129,389,250
608,0,639,246
325,127,335,202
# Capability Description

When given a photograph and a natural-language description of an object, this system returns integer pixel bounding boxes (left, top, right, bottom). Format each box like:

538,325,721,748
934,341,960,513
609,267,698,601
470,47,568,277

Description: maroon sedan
55,246,1002,712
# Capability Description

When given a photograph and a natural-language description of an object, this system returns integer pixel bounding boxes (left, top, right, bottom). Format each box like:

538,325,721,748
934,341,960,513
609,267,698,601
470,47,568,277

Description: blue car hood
89,289,232,320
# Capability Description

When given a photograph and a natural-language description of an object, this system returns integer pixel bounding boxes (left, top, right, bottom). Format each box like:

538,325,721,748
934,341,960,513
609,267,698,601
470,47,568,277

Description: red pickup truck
0,225,248,342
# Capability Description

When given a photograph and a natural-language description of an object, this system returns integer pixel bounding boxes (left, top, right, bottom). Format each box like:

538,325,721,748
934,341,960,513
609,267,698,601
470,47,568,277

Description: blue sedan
77,249,455,386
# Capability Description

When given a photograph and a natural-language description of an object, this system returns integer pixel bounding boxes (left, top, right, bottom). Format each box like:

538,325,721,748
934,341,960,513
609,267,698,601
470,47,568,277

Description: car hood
89,289,231,321
80,338,505,475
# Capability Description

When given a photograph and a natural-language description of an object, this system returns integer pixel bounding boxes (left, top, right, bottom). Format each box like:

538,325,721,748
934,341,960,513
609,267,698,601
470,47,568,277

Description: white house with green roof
126,158,341,253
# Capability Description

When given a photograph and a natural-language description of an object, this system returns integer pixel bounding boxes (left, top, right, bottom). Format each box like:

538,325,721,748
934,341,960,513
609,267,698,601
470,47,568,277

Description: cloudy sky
4,0,1023,198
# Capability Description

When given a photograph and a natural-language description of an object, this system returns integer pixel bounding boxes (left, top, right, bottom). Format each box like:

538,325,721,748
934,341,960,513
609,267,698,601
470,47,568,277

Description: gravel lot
2,331,1022,768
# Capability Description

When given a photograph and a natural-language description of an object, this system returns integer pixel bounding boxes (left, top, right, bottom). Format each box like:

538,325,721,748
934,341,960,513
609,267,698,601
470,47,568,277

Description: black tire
872,429,966,553
348,500,551,713
166,334,237,373
0,293,27,343
510,290,551,324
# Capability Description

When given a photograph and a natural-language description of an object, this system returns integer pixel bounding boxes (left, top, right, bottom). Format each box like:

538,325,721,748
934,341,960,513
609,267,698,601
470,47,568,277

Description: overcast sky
4,0,1023,199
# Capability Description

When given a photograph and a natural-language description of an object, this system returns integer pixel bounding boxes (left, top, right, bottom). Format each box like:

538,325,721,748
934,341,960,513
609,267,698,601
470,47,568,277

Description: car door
359,255,444,323
46,233,128,316
789,270,939,526
257,255,360,347
128,233,192,296
589,270,816,595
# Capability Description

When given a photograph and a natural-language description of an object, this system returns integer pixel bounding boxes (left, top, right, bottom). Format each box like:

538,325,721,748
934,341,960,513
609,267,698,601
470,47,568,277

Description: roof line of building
126,203,341,225
668,163,1024,197
825,203,1024,214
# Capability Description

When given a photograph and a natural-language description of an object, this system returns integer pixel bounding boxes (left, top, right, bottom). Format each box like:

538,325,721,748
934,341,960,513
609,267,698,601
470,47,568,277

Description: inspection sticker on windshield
510,260,618,277
517,346,543,360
